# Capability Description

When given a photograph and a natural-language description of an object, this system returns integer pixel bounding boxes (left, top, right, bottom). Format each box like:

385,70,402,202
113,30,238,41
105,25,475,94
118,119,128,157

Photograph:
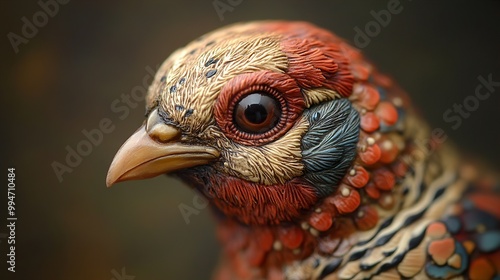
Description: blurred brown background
1,0,499,279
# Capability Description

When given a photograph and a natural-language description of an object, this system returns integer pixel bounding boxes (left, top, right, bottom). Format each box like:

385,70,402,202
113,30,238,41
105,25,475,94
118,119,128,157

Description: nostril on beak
146,109,181,143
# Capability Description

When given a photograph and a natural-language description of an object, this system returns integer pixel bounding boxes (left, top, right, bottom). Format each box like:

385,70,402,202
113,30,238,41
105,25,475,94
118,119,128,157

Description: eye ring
225,85,288,143
215,71,305,146
233,92,282,134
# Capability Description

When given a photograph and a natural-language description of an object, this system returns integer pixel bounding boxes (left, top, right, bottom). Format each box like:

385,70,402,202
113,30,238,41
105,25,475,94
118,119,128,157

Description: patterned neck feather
108,21,500,280
172,23,439,277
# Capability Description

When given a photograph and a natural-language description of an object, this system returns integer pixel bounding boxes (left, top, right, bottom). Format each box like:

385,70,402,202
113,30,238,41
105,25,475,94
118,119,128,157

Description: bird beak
106,109,220,187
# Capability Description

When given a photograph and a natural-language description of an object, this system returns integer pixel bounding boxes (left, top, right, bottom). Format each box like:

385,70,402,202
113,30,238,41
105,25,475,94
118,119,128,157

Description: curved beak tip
105,172,117,188
105,159,125,187
105,121,220,188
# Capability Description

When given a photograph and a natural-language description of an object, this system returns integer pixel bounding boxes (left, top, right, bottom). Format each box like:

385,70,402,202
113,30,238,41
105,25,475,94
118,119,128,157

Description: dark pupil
234,93,281,134
245,104,268,124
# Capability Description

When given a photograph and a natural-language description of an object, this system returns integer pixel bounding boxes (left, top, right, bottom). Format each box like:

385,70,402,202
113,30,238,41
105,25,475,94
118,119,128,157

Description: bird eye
234,93,281,134
214,71,305,146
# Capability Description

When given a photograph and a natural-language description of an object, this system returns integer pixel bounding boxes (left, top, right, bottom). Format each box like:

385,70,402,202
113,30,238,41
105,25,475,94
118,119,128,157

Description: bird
106,21,500,279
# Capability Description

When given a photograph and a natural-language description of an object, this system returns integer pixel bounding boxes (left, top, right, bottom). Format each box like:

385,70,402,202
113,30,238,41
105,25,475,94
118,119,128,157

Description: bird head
106,21,405,229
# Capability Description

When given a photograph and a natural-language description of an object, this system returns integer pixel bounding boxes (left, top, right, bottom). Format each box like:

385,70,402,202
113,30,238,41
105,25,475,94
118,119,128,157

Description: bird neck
208,113,462,279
